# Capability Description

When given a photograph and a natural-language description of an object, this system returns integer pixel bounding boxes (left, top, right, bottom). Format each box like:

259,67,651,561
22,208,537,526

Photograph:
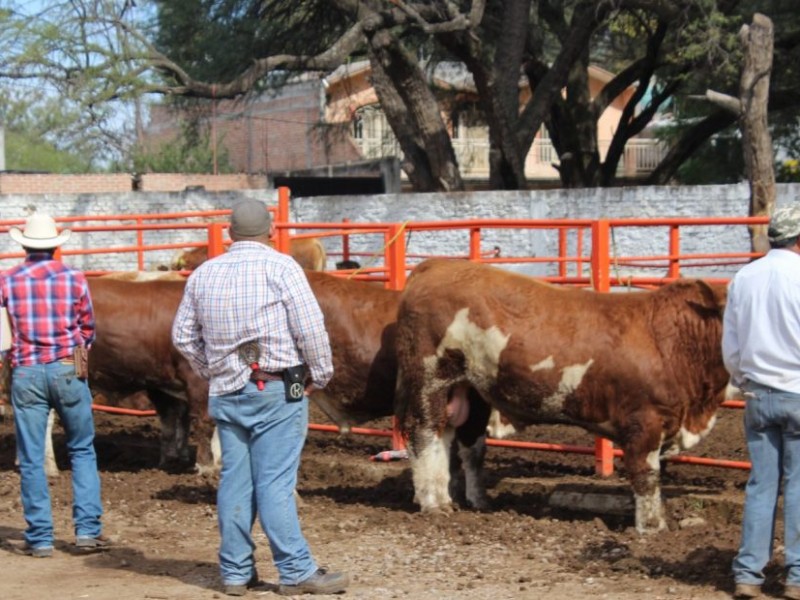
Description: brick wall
144,79,361,175
0,173,268,195
138,173,267,192
0,173,133,195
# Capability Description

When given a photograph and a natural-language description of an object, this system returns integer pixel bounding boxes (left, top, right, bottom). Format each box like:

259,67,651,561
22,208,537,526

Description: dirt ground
0,403,784,600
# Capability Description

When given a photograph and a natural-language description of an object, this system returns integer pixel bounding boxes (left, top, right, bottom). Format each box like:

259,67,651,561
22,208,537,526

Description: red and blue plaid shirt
0,253,95,367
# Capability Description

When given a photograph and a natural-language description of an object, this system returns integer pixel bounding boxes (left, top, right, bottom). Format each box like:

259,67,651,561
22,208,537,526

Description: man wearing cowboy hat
0,211,108,558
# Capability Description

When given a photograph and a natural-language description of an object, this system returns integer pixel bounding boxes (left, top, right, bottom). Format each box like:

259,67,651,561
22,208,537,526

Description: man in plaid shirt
1,212,107,558
172,199,348,597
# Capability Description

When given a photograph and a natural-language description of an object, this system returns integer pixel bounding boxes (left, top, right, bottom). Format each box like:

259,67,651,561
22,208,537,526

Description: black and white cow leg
211,425,221,468
193,425,221,476
410,425,455,513
452,435,488,510
451,390,492,509
623,422,668,533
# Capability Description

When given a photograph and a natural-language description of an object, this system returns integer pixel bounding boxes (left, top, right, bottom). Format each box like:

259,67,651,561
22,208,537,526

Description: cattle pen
0,186,763,479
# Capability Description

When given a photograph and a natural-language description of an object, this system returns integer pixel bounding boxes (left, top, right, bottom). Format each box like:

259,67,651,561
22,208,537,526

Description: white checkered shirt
172,241,333,396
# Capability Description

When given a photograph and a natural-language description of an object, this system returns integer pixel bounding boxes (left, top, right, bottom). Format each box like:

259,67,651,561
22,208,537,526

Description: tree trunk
366,30,464,192
740,13,775,254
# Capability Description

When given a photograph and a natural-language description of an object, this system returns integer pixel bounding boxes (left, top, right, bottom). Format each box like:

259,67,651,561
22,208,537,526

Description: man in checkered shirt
172,199,348,597
1,211,108,558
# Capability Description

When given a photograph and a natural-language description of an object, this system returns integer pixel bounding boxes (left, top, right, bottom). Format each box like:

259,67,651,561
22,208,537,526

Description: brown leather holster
73,346,89,380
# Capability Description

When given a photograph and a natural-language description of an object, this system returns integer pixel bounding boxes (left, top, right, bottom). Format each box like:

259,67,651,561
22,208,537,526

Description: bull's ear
687,300,721,319
700,280,728,312
689,279,728,318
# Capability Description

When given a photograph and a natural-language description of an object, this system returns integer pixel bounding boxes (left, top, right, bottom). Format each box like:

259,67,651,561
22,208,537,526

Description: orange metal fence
0,186,765,475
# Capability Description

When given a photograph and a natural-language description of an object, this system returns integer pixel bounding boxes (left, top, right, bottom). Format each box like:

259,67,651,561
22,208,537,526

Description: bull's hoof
635,518,667,534
194,462,221,477
465,495,490,511
419,503,454,515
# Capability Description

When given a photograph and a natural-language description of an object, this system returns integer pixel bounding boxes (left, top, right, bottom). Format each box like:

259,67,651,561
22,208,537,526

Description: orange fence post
591,220,615,477
275,186,291,254
136,217,145,270
558,228,567,279
469,227,481,261
207,223,226,258
668,224,681,279
386,223,408,448
591,220,611,293
386,223,407,290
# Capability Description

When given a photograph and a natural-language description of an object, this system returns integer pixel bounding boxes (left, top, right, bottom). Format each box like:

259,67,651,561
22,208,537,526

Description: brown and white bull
306,272,498,508
394,258,730,533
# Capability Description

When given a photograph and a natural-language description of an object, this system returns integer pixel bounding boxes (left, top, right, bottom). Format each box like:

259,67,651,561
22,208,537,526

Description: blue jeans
209,380,317,586
732,381,800,587
11,362,103,549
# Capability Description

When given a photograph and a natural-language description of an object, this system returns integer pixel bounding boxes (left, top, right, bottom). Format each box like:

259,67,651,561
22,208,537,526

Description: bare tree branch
705,89,742,114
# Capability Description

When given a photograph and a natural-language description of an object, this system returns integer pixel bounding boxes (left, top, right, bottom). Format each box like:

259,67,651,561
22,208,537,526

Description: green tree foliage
0,1,146,169
152,0,351,85
4,129,94,173
0,85,97,172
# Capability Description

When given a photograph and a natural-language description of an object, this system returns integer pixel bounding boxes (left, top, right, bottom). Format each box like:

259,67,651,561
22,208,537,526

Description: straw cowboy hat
9,212,72,249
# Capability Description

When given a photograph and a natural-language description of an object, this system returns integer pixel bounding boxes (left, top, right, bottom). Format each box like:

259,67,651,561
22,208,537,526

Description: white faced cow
394,258,730,533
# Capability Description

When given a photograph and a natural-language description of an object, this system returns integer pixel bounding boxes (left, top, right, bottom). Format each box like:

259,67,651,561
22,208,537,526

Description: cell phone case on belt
283,365,306,401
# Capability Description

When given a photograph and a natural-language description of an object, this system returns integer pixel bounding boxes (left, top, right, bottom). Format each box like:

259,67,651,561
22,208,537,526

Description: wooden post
705,13,775,254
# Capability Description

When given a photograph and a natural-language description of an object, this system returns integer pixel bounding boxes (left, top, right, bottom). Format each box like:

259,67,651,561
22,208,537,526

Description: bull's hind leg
451,389,492,509
149,393,192,472
620,411,667,533
396,360,455,512
451,435,488,509
411,425,455,512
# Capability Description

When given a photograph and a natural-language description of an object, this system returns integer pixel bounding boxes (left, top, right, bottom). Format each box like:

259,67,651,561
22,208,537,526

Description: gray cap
768,204,800,245
230,199,272,237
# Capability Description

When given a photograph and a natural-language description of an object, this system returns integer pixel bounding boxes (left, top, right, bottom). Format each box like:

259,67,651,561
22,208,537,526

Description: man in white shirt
723,204,800,599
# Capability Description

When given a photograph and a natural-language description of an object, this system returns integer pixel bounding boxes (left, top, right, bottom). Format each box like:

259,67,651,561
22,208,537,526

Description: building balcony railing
354,136,667,180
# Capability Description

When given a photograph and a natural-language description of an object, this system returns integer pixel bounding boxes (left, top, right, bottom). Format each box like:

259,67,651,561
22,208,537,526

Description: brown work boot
277,568,349,595
20,543,53,558
76,534,112,550
734,582,761,598
223,573,269,597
